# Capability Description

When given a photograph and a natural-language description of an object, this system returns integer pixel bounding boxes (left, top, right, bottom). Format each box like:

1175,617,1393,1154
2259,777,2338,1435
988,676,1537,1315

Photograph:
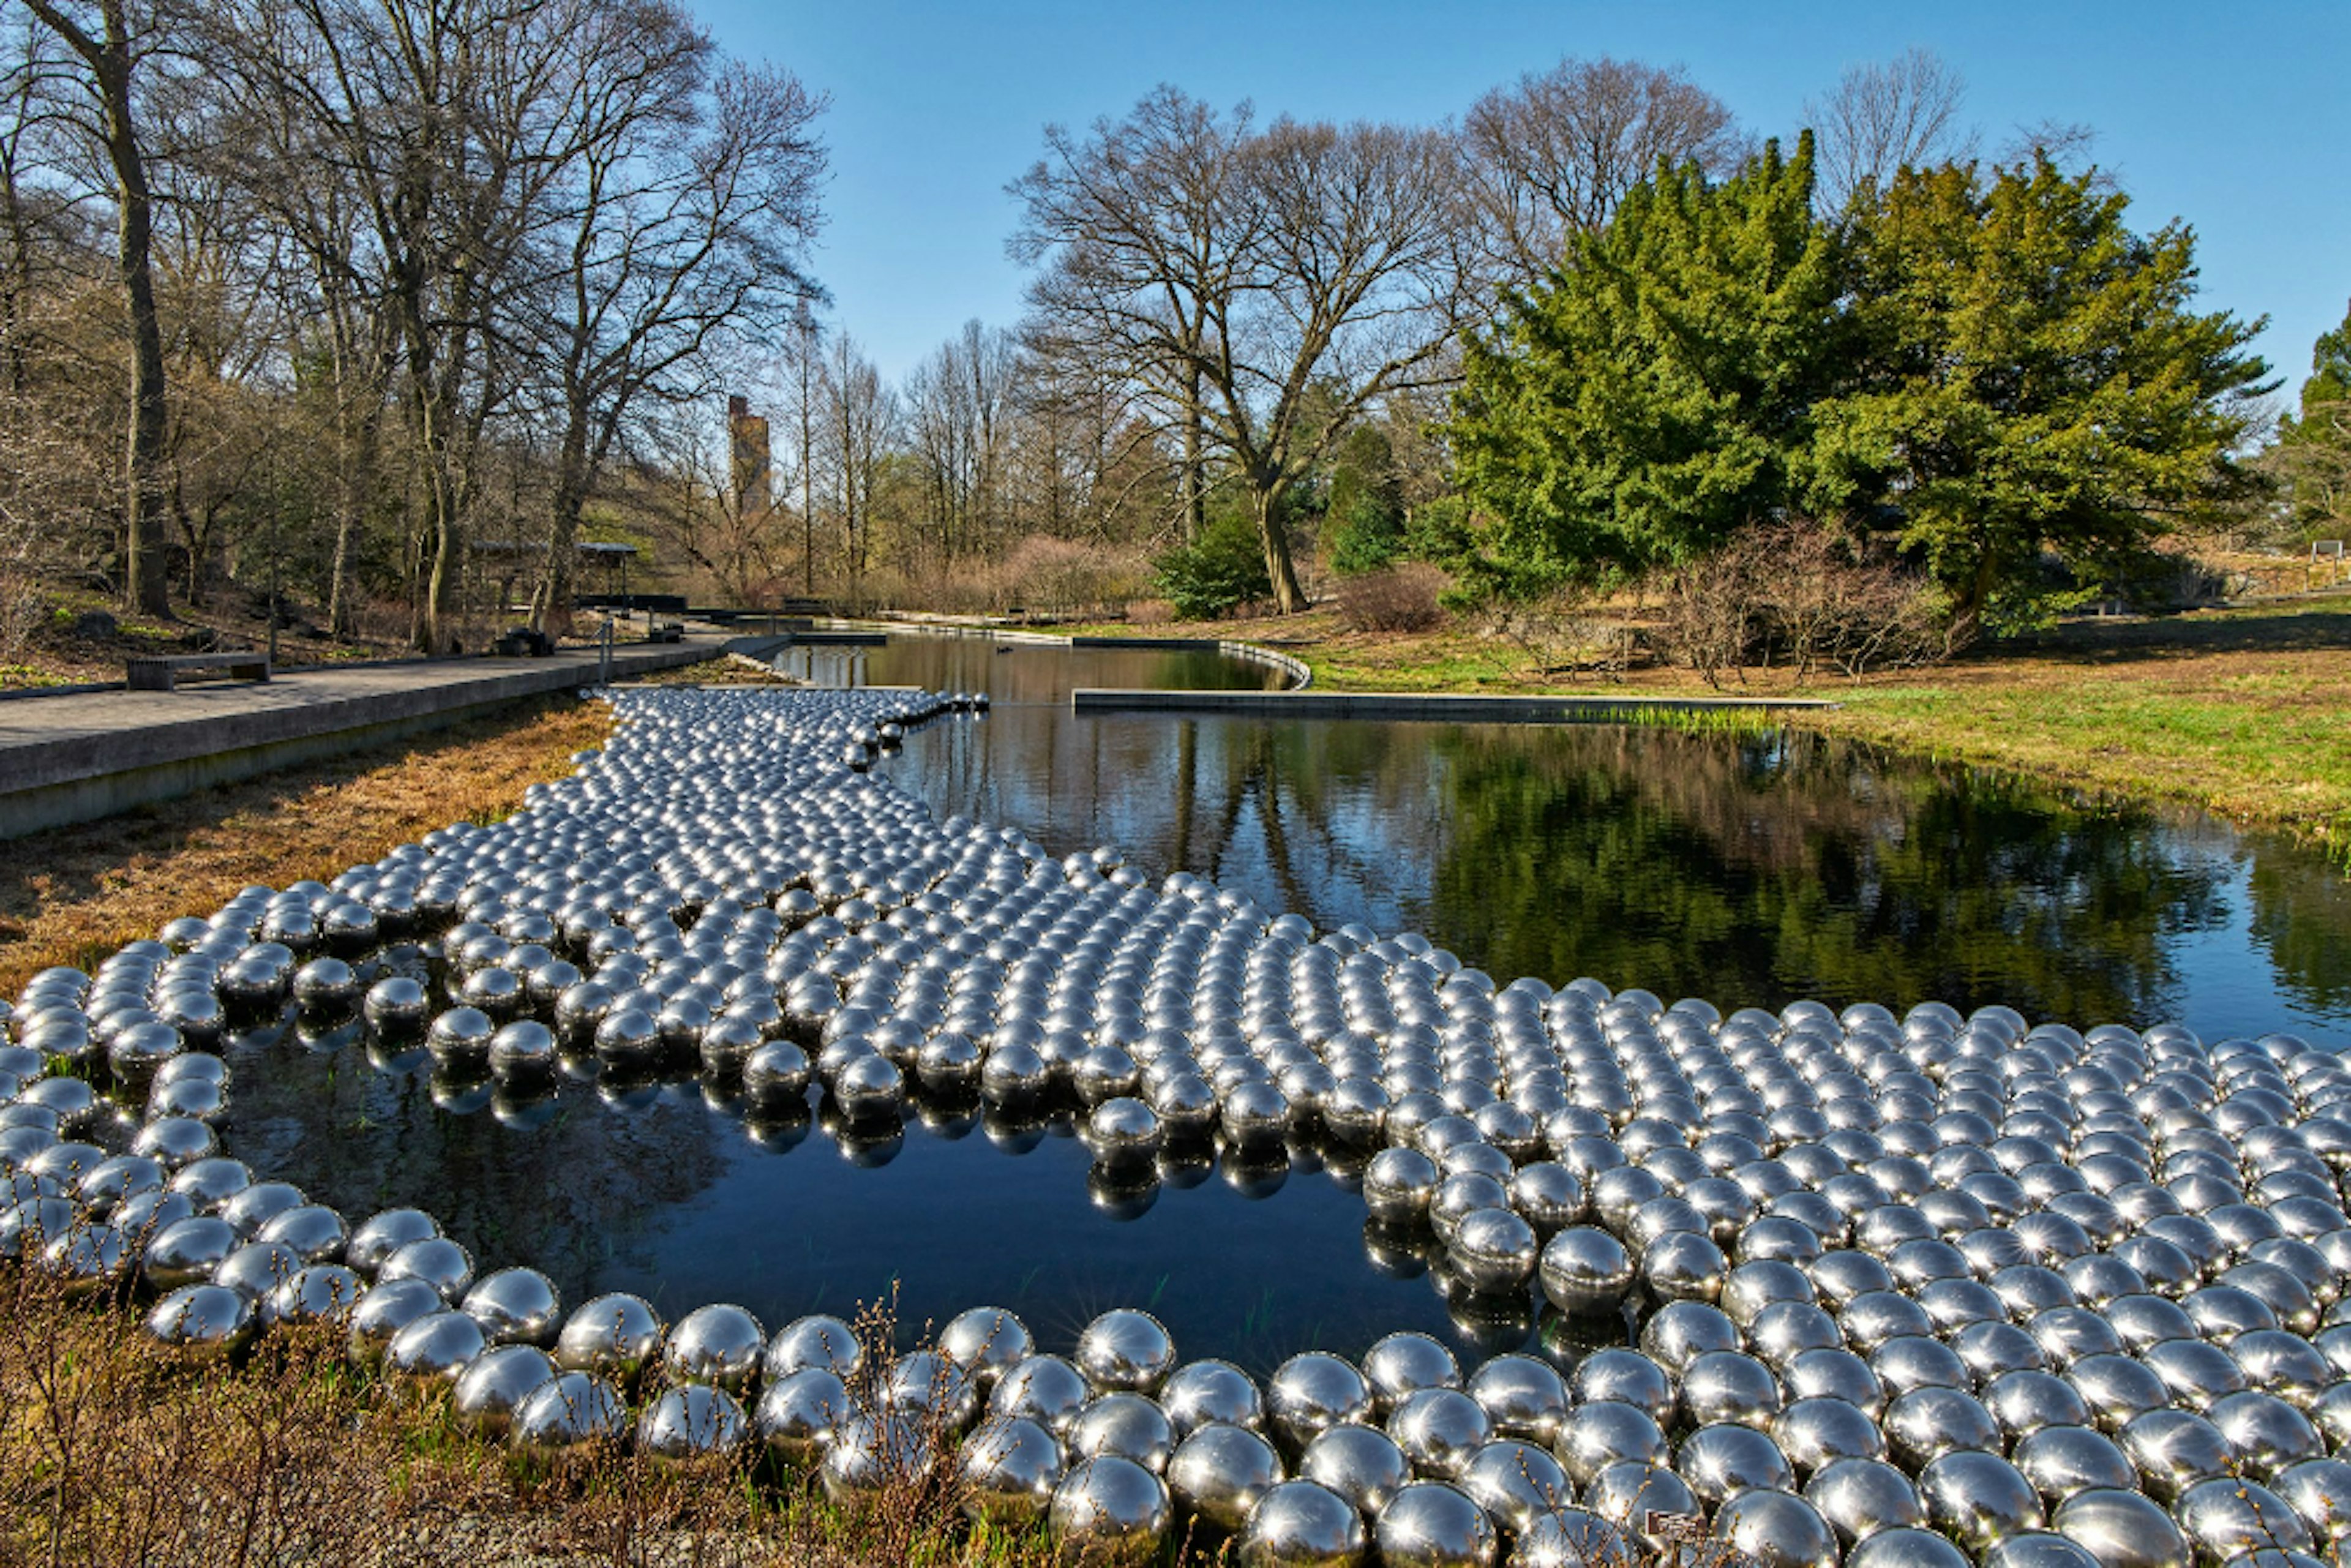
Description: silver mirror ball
15,683,2348,1566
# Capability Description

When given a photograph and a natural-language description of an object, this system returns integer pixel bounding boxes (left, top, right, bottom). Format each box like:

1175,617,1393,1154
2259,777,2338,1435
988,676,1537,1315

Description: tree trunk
1180,372,1206,542
30,0,175,617
1253,483,1305,613
536,413,590,636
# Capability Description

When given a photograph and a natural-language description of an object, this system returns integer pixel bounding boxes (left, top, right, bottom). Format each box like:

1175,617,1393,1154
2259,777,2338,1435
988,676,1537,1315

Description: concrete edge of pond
845,615,1318,690
1068,688,1840,722
0,634,748,839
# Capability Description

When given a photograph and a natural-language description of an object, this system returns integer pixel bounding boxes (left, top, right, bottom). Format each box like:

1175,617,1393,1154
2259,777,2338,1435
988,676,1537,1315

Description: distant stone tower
728,394,772,517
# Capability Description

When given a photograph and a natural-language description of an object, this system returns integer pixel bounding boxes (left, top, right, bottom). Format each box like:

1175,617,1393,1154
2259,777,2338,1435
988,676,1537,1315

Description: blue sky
694,0,2348,405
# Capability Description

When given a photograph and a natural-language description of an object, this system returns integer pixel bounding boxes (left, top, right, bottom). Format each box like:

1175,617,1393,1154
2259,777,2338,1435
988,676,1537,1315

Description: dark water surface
224,632,2351,1369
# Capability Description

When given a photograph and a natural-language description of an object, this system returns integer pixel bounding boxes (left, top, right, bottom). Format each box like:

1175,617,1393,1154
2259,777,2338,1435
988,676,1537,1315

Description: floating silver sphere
386,1308,489,1382
1567,1350,1671,1431
1714,1488,1841,1568
997,1354,1095,1438
1163,1359,1267,1436
2049,1487,2192,1568
1976,1532,2107,1568
212,1239,304,1299
1239,1479,1368,1568
1169,1421,1287,1532
1458,1439,1572,1536
1268,1353,1376,1452
2172,1476,2314,1562
452,1344,558,1437
1088,1097,1164,1166
487,1021,556,1082
963,1416,1067,1525
982,1041,1051,1105
557,1292,665,1384
143,1282,255,1360
2119,1410,2235,1504
1367,1371,1481,1476
639,1383,750,1469
1514,1506,1632,1568
142,1214,238,1292
766,1312,862,1383
1075,1309,1177,1395
462,1266,560,1346
940,1305,1033,1386
1539,1226,1635,1316
1586,1458,1700,1547
2208,1390,2325,1479
1777,1396,1891,1477
1678,1422,1797,1509
1451,1207,1539,1292
264,1264,365,1326
1919,1450,2046,1554
1807,1456,1929,1545
753,1367,852,1468
255,1204,346,1265
1299,1422,1412,1516
1049,1454,1171,1566
1364,1148,1442,1224
364,977,430,1038
347,1276,447,1364
1643,1229,1734,1305
1362,1332,1461,1416
1845,1528,1972,1568
2013,1425,2139,1507
378,1235,474,1300
1679,1348,1784,1430
1371,1480,1499,1568
1071,1392,1176,1475
665,1303,765,1391
2272,1458,2351,1552
345,1207,439,1276
744,1040,814,1103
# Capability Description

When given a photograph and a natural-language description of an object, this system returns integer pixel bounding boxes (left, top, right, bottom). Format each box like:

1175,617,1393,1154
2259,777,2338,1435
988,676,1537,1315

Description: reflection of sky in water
228,639,2351,1370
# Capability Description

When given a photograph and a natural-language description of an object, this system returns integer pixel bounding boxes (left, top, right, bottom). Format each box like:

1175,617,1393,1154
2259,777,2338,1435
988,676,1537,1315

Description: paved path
0,636,726,835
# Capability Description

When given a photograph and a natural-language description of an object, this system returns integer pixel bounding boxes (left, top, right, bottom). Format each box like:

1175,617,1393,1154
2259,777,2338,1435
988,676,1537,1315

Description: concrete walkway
0,636,724,838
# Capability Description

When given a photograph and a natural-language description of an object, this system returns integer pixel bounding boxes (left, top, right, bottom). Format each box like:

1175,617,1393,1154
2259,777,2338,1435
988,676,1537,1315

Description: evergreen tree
1817,154,2271,628
2273,300,2351,538
1451,133,1845,586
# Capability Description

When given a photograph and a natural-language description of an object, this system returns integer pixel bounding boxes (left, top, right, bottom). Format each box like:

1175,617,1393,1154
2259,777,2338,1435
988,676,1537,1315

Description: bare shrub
997,534,1150,620
1335,563,1450,632
1660,518,1963,688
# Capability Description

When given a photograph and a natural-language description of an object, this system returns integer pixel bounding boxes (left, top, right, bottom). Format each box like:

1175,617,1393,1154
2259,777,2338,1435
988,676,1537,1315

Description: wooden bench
126,652,272,692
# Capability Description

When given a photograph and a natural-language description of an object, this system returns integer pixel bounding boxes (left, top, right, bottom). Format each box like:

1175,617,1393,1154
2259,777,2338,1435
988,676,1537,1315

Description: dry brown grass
0,1258,1059,1568
0,696,612,997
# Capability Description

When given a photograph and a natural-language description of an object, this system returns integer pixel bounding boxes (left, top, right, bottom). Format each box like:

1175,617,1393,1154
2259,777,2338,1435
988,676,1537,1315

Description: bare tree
1012,90,1464,613
819,329,891,599
519,6,826,632
904,318,1013,565
18,0,179,613
1806,47,1973,211
1462,56,1743,288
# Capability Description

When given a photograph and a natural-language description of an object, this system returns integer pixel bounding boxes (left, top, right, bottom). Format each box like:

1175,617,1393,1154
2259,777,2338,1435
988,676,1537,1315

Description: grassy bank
0,695,613,997
0,1264,1050,1568
1048,596,2351,854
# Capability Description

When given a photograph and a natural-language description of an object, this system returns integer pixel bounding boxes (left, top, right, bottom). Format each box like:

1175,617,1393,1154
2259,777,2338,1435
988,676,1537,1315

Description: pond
216,632,2350,1376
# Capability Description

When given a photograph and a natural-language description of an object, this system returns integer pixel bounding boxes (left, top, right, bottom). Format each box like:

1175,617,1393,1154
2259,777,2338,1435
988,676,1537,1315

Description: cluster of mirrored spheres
7,682,2351,1568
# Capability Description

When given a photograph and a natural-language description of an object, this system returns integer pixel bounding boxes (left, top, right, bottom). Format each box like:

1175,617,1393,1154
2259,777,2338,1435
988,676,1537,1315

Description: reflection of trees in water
1415,725,2230,1024
2248,844,2351,1019
223,1043,727,1308
902,707,2337,1032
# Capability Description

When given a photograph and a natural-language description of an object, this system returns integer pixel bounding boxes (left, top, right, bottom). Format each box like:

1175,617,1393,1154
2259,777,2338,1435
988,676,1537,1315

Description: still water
222,633,2351,1369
